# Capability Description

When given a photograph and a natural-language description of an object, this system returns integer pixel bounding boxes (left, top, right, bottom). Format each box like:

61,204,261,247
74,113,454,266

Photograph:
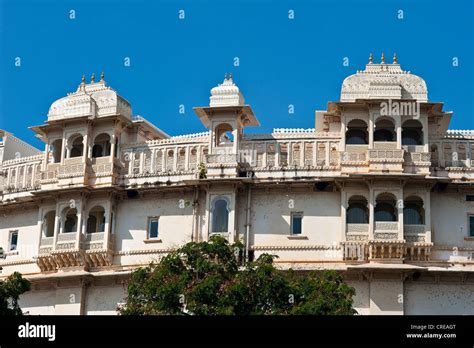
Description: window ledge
464,237,474,241
287,235,308,240
144,239,162,244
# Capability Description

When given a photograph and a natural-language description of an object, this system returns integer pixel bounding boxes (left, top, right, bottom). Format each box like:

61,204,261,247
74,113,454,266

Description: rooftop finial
381,53,385,64
369,53,373,64
229,72,233,80
100,71,104,81
393,52,397,64
91,73,95,83
225,72,228,80
81,74,85,83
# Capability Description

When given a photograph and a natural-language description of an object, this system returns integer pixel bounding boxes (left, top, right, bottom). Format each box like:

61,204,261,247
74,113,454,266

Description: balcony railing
368,150,404,162
341,241,369,261
205,154,239,165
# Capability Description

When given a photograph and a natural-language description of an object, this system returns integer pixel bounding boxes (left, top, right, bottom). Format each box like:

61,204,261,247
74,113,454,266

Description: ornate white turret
47,73,132,121
341,53,428,102
209,73,245,107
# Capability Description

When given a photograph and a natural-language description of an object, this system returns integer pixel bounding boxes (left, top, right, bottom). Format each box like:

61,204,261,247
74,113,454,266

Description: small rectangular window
470,216,474,237
291,213,303,235
9,231,18,251
148,217,159,239
467,195,474,201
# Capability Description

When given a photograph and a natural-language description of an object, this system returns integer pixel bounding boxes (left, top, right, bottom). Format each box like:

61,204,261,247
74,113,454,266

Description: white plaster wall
85,285,126,315
115,193,194,260
431,192,474,252
250,191,341,250
369,280,403,315
19,289,56,315
0,207,41,275
405,282,474,315
346,280,370,315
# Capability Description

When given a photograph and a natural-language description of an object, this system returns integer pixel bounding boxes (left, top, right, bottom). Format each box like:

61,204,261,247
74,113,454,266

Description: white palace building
1,54,474,315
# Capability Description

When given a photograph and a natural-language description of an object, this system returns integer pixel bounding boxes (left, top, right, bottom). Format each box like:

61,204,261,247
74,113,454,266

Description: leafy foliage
0,272,31,315
120,236,356,315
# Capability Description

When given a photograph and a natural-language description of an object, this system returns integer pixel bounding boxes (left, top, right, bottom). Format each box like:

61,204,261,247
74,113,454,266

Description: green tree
0,272,31,315
119,236,356,315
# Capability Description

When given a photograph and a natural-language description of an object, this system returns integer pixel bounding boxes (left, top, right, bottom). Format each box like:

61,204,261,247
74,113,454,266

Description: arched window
375,193,397,222
346,120,368,145
166,150,174,171
374,118,396,142
347,196,369,224
214,123,234,147
51,139,63,163
404,196,424,225
43,211,56,237
92,133,111,158
211,198,229,233
64,208,78,233
402,120,423,146
69,135,84,158
87,206,106,233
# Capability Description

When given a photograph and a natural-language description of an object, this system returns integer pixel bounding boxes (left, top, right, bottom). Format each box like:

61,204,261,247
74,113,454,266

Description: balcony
368,149,404,173
341,241,369,261
36,231,113,272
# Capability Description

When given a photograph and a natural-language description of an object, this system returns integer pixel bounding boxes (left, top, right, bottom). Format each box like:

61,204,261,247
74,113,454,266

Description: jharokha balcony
36,206,114,271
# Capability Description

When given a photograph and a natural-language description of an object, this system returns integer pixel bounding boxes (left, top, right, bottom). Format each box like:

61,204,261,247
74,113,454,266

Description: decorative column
369,114,374,149
396,118,402,149
75,201,83,249
341,190,347,242
425,190,432,243
422,117,429,152
299,142,304,166
340,119,346,150
398,191,404,240
43,143,49,170
110,134,117,162
52,203,60,250
369,187,374,240
82,134,88,162
184,146,190,170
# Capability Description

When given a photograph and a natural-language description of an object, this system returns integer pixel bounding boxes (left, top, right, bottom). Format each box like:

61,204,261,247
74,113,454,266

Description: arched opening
404,196,424,225
63,208,78,233
346,119,368,145
215,123,234,146
87,206,106,233
92,133,111,158
166,150,174,171
402,120,423,146
211,198,229,233
51,139,63,163
69,135,84,158
374,118,396,142
375,193,397,222
347,196,369,224
43,211,56,237
177,148,186,170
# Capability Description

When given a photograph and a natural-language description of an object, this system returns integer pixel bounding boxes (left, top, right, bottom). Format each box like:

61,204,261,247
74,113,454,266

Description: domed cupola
47,73,132,122
209,73,245,107
340,53,428,102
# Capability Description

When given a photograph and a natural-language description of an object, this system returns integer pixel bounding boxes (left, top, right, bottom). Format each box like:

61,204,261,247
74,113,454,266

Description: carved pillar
425,190,432,243
396,118,402,149
398,191,404,240
52,203,60,250
369,187,374,240
43,143,49,170
369,113,374,149
110,134,116,162
341,190,347,242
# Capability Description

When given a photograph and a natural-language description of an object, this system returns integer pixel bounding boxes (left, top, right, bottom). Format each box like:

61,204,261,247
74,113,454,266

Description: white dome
47,76,132,121
341,58,428,102
209,74,245,107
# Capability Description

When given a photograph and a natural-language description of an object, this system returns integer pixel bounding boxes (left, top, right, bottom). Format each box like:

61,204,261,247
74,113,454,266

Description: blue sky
0,0,473,149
